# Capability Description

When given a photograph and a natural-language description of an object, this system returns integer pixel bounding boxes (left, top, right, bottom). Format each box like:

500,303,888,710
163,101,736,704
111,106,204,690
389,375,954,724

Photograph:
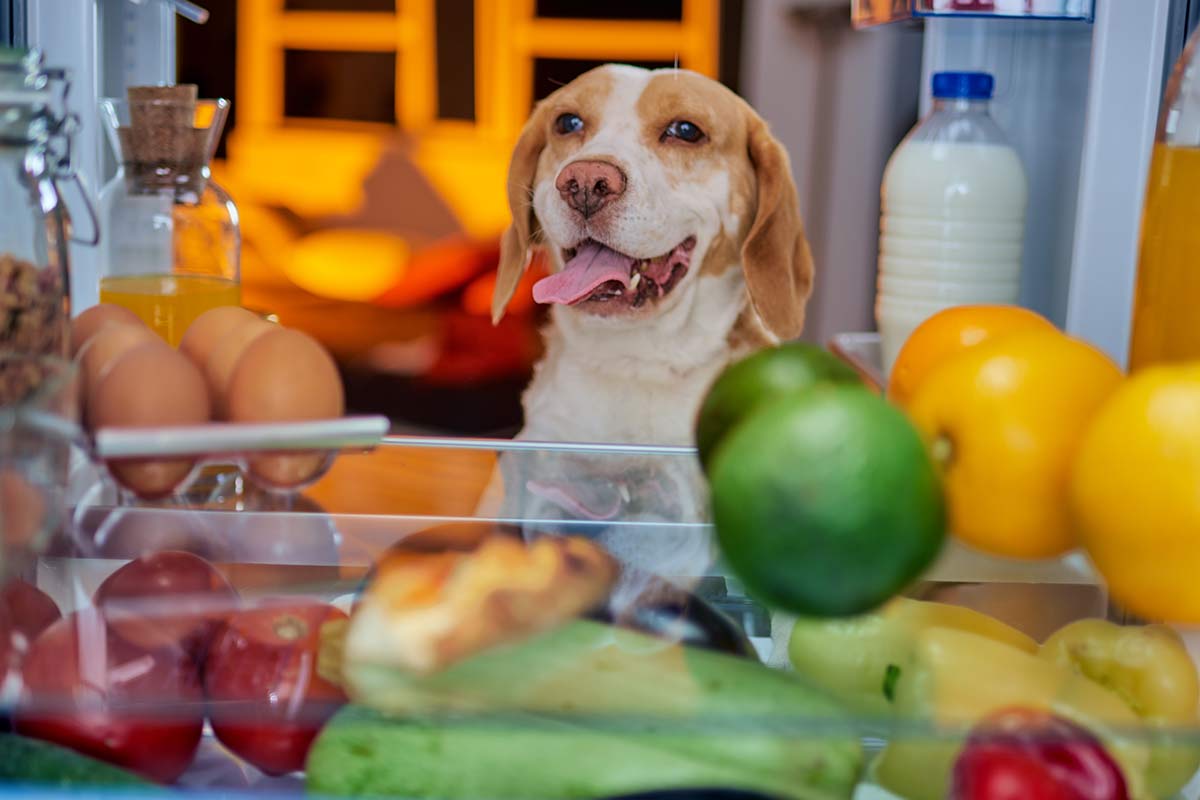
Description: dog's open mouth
532,237,697,310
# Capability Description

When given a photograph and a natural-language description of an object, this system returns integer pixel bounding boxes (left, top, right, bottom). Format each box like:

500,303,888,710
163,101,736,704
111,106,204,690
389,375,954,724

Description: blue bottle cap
932,71,994,100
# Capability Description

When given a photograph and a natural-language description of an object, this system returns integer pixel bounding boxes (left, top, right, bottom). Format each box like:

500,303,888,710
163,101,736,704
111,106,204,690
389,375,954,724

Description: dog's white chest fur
520,269,748,445
525,367,708,444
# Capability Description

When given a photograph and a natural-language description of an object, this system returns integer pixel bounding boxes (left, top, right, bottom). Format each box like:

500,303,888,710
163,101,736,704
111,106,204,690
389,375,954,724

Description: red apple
205,599,348,775
0,579,61,683
951,708,1128,800
94,550,238,659
16,609,204,783
0,603,16,678
2,578,61,642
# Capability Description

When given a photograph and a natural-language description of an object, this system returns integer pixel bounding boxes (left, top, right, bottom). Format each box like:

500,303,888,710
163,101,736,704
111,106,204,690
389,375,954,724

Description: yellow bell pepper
1040,619,1200,798
873,627,1150,800
787,596,1036,716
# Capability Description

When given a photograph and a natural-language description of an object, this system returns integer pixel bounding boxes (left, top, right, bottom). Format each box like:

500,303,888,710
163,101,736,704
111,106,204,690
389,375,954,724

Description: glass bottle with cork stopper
98,85,239,347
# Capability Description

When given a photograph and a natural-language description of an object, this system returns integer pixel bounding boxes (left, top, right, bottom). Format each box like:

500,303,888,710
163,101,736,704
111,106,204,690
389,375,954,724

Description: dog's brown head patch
492,65,812,340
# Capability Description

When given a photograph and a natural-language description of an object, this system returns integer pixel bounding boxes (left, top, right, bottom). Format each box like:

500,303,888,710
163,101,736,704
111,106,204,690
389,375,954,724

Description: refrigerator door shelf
914,0,1094,22
851,0,1093,28
827,332,886,392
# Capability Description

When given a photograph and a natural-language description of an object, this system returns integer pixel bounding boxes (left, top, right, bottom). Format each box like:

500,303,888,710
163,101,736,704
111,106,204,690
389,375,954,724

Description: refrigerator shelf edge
93,415,390,459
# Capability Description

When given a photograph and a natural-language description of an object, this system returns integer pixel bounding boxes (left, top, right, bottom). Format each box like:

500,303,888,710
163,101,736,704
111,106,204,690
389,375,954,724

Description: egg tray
17,410,390,500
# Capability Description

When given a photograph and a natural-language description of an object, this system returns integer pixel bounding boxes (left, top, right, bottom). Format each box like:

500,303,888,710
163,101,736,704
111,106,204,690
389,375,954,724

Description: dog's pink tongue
533,242,634,305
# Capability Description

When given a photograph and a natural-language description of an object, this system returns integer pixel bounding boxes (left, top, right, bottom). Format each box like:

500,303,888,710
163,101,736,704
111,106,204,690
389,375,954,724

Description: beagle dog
483,66,812,615
491,64,814,446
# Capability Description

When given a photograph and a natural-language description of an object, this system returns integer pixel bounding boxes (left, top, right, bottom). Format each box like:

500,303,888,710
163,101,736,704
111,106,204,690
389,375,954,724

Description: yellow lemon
907,330,1122,559
1071,364,1200,622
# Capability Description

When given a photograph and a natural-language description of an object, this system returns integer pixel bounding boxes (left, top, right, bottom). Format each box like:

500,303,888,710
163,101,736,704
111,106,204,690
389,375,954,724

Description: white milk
876,138,1028,373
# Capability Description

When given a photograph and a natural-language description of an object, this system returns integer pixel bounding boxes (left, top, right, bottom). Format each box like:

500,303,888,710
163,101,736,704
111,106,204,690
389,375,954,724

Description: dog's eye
554,113,584,135
663,120,706,144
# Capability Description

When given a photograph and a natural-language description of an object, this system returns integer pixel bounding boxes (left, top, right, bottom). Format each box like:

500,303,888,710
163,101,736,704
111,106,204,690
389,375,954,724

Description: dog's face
527,67,752,320
492,65,813,340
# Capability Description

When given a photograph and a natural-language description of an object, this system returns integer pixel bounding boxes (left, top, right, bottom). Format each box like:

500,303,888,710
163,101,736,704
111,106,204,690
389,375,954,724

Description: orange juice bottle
97,90,241,346
1129,31,1200,369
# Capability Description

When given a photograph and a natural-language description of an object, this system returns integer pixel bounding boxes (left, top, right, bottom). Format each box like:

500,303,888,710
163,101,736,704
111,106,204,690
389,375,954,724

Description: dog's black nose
556,159,626,218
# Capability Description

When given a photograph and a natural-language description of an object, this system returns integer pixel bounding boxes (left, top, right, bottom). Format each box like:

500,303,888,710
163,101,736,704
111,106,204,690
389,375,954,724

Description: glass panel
535,0,683,20
283,49,397,124
8,426,1175,794
532,57,673,105
435,0,476,121
284,0,395,10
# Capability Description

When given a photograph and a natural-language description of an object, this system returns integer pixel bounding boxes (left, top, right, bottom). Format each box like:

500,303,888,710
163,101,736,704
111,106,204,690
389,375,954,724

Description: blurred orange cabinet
226,0,723,237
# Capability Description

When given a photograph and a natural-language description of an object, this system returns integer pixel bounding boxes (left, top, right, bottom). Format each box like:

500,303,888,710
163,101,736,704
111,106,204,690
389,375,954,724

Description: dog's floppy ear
492,106,550,324
741,112,814,341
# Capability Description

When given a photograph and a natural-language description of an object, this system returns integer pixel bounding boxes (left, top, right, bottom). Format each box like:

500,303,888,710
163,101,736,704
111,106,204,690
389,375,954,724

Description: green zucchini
0,732,157,790
308,619,862,799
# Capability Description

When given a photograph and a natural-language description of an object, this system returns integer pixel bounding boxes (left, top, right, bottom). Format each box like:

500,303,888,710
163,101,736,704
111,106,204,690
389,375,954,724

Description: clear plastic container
0,353,79,577
0,425,1197,798
875,71,1028,372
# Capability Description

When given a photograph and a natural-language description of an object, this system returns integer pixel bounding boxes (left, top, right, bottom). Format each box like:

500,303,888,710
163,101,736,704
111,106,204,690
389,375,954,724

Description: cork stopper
119,84,206,189
127,84,197,124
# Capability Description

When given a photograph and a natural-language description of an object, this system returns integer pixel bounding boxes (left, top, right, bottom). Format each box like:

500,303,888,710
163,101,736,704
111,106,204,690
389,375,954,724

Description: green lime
695,343,860,471
709,385,945,617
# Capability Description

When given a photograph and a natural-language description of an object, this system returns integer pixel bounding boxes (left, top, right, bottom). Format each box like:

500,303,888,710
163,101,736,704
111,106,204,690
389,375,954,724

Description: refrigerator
741,0,1190,369
2,4,1199,797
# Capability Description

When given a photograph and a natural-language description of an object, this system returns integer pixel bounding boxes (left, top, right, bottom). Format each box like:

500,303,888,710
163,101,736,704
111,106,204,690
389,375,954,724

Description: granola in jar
0,253,67,405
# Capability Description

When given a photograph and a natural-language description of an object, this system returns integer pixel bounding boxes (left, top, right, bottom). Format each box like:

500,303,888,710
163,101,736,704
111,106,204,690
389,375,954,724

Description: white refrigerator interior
752,0,1175,372
742,0,925,348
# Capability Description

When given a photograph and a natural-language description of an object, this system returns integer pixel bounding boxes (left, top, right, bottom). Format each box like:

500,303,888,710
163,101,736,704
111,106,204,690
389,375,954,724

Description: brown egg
79,323,165,428
227,327,345,422
0,469,47,548
69,304,145,355
89,343,212,499
226,328,345,489
178,305,261,371
246,451,333,490
204,318,276,418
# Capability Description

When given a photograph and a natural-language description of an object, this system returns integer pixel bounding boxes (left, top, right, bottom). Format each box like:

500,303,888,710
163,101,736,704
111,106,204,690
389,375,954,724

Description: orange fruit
1071,364,1200,623
906,329,1122,559
888,304,1057,407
